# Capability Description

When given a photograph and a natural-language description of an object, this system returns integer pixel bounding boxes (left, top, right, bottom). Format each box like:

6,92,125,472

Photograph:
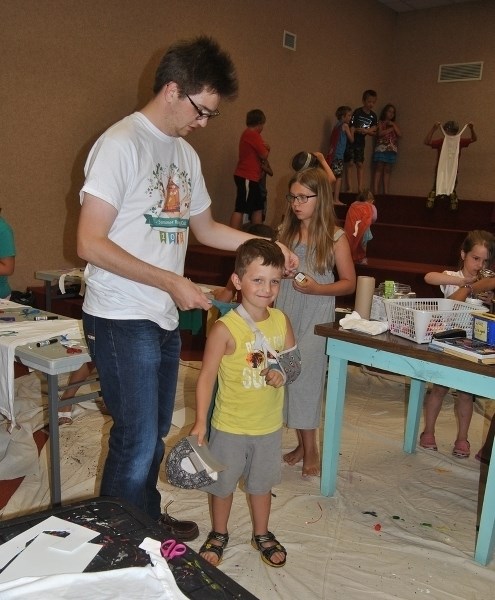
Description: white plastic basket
383,298,479,344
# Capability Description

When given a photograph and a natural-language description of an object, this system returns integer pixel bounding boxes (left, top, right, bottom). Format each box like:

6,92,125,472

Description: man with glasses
77,36,297,540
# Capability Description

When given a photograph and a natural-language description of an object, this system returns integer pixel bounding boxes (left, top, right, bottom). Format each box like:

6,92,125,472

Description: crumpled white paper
339,311,389,335
58,269,85,296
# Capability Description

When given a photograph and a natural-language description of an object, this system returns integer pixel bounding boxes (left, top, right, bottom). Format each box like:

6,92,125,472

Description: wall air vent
283,30,296,51
438,61,483,82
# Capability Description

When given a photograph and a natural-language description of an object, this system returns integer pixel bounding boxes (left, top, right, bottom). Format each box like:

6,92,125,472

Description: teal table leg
403,378,426,453
320,354,348,497
474,441,495,565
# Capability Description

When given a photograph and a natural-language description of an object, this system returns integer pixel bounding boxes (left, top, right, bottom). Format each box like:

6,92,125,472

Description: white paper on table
0,516,100,571
0,533,102,583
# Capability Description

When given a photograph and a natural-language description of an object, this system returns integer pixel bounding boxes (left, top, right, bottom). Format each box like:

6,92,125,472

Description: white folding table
0,306,100,506
14,336,99,506
34,268,84,312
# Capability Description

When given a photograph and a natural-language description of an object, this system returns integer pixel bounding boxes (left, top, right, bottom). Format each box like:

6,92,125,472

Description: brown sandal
251,531,286,568
199,531,229,565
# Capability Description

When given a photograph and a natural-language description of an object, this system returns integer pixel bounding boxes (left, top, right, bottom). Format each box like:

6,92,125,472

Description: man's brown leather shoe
157,504,199,542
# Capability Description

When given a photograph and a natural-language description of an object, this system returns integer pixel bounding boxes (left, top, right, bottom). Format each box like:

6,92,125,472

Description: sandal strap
206,530,229,545
253,531,276,545
252,531,287,566
259,542,286,561
253,531,287,555
199,530,229,559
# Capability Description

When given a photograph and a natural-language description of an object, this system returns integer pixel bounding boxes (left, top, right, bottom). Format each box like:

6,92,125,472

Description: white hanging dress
435,124,467,195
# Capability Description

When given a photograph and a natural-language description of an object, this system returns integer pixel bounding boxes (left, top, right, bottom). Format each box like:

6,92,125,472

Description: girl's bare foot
283,447,303,465
301,448,320,477
302,462,320,477
334,200,346,206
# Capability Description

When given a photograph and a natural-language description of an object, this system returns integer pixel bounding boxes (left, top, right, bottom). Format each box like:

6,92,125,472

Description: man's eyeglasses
286,193,317,204
186,94,220,120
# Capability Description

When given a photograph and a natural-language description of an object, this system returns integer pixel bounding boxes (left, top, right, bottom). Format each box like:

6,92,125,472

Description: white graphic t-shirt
80,112,211,329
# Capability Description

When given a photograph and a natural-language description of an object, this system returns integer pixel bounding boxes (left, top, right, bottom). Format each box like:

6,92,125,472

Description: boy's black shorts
344,145,365,164
234,175,264,215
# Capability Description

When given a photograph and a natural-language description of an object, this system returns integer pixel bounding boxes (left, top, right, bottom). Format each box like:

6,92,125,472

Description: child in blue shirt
326,106,354,205
0,209,15,299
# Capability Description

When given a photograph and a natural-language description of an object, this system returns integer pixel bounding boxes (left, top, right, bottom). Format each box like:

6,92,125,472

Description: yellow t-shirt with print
211,307,287,436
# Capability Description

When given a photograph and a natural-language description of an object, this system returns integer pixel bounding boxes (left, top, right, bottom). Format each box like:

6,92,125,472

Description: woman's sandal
251,531,287,568
199,531,229,566
419,432,437,451
453,439,470,458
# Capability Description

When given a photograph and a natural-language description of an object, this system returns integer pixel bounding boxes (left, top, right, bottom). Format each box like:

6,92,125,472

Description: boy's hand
261,367,285,388
189,423,207,447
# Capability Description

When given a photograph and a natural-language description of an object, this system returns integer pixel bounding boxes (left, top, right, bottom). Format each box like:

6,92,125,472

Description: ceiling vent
283,30,296,51
438,61,483,82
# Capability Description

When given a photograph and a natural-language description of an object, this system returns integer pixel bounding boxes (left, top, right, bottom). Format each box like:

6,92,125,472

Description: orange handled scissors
160,538,187,560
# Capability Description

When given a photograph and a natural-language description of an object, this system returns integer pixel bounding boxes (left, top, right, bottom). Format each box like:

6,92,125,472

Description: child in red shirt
230,109,270,229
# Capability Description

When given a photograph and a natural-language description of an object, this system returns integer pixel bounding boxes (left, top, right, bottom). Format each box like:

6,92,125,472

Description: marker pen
36,338,58,347
34,315,59,321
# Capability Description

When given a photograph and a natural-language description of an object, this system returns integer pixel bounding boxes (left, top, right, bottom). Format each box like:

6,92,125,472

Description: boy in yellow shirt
190,238,299,568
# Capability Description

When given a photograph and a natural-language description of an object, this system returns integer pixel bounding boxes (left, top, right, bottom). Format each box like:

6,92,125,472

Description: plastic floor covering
2,362,495,599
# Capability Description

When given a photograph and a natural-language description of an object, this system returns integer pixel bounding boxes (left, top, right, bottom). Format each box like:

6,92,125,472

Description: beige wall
1,0,493,291
391,1,494,198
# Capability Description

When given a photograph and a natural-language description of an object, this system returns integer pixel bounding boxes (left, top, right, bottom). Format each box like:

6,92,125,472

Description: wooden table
314,321,495,566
